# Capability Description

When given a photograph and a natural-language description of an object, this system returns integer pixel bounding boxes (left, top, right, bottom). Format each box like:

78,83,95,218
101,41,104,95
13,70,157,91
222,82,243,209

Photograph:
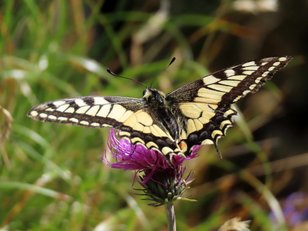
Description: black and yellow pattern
28,56,292,156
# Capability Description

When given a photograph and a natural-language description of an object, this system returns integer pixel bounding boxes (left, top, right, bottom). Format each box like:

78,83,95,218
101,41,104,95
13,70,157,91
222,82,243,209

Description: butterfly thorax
143,88,181,141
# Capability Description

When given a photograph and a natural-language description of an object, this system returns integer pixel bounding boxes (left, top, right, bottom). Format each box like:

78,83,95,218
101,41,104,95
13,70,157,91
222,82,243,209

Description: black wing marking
28,96,178,155
166,56,292,155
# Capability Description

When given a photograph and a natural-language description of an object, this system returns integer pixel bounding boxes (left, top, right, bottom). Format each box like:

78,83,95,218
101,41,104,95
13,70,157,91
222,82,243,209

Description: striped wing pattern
167,56,292,154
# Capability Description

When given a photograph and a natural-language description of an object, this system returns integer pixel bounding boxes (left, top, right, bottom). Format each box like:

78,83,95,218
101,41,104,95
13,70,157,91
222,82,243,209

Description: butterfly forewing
28,95,178,154
29,96,141,127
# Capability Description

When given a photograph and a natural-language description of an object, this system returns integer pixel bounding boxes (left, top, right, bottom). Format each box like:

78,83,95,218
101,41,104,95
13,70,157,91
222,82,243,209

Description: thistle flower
104,129,199,206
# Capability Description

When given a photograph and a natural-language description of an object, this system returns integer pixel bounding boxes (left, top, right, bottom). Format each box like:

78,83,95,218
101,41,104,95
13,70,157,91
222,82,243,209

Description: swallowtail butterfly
28,56,291,157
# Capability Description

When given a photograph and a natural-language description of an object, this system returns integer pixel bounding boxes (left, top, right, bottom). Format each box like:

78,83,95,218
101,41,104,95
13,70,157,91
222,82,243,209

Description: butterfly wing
166,56,292,155
28,96,177,153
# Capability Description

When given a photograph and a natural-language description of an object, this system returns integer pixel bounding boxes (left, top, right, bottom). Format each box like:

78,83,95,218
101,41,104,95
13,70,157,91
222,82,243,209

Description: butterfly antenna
107,68,147,88
149,57,176,88
168,57,176,66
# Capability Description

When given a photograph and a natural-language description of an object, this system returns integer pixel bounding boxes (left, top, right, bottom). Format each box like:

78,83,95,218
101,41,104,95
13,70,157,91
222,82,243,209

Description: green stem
166,202,176,231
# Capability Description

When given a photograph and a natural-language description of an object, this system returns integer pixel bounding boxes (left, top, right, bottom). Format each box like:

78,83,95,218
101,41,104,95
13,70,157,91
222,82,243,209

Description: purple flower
283,192,308,225
270,192,308,226
104,129,199,205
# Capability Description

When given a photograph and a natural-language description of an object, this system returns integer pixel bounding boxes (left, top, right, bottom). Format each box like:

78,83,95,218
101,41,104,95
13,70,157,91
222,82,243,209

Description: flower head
138,166,194,206
104,129,199,205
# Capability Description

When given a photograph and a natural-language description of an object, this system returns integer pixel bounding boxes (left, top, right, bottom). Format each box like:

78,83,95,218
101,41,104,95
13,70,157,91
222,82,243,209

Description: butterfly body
28,56,292,157
143,88,182,141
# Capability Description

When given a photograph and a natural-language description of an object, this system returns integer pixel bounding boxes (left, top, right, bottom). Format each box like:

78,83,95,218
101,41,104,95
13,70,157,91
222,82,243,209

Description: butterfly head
143,88,166,106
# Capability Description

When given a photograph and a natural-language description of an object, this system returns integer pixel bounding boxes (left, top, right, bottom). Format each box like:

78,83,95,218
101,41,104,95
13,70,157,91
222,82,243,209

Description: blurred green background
1,0,308,230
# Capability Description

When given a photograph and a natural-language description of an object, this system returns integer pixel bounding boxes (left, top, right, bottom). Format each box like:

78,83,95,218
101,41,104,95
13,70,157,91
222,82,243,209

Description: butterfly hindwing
167,56,292,154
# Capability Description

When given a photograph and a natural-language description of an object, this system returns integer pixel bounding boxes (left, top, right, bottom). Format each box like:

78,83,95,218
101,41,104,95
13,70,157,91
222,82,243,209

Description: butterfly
28,56,292,157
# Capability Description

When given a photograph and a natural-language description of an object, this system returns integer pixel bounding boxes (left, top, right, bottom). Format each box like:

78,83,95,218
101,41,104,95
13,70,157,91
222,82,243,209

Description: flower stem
166,202,176,231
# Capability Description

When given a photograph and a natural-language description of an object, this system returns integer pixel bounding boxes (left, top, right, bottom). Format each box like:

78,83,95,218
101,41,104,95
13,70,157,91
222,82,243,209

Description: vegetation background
1,0,308,230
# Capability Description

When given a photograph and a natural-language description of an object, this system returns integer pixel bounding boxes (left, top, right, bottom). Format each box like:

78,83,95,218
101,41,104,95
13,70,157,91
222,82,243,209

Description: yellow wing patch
179,102,217,134
121,109,171,139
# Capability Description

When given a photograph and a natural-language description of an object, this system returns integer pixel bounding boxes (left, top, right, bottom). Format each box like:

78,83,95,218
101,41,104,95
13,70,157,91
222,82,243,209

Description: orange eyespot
178,141,188,152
